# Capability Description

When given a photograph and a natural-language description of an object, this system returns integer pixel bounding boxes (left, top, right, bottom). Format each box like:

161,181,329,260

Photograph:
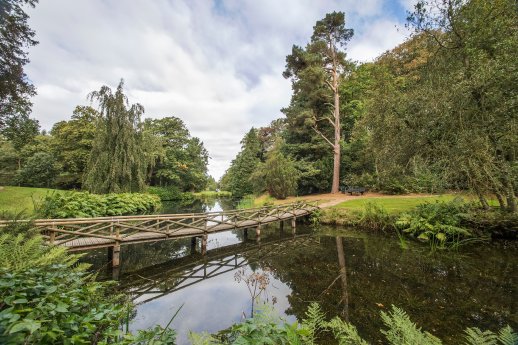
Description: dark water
81,199,518,344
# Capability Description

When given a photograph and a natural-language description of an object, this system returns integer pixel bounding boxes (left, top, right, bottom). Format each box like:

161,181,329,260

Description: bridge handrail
0,200,320,226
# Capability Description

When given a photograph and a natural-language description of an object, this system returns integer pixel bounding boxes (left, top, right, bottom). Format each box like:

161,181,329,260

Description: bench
341,186,366,195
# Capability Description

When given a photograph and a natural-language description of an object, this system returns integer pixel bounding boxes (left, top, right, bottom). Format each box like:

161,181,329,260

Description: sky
26,0,417,180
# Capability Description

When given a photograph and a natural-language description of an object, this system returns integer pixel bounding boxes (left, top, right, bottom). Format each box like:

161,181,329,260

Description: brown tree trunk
495,191,507,211
475,187,490,210
331,71,340,194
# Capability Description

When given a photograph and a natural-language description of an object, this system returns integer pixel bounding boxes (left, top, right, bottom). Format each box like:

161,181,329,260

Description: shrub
36,191,161,218
395,199,475,248
0,216,176,344
147,186,186,201
353,202,395,232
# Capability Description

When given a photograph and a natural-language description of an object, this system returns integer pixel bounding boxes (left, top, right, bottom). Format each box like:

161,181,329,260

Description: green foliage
1,114,39,152
0,215,176,345
0,265,128,344
325,318,369,345
0,234,78,273
252,140,299,199
147,186,188,201
191,305,309,345
395,199,475,247
191,303,516,345
0,0,38,121
14,152,60,188
353,202,395,232
301,302,326,345
36,191,161,218
83,80,147,194
144,117,209,192
380,306,442,345
220,129,262,198
50,105,97,189
283,12,354,194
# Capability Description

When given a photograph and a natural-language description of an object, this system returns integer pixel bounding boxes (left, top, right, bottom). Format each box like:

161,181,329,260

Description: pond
81,198,518,344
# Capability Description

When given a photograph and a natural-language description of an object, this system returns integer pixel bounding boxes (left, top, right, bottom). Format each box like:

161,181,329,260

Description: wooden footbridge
4,201,318,267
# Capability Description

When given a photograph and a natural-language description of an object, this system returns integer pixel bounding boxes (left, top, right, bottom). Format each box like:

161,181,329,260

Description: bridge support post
280,220,284,232
243,228,248,239
49,230,55,245
191,236,197,254
111,242,121,267
291,217,296,235
201,233,207,255
256,226,261,244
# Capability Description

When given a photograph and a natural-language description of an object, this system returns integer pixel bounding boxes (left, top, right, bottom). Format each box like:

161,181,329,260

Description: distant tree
0,138,18,184
0,113,39,168
219,128,261,198
15,151,59,187
83,80,147,194
252,140,298,199
50,106,97,188
283,11,354,193
144,116,209,192
0,0,38,125
206,176,217,191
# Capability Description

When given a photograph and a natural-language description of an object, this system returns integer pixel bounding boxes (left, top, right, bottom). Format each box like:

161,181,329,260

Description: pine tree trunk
331,71,340,194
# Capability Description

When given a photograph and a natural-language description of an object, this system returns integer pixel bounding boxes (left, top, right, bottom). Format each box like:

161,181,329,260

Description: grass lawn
333,194,468,213
0,186,63,214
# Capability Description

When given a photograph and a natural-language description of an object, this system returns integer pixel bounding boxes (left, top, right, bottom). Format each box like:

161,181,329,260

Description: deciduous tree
83,80,147,194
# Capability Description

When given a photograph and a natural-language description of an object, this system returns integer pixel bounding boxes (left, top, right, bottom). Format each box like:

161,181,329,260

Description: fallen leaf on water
376,303,385,308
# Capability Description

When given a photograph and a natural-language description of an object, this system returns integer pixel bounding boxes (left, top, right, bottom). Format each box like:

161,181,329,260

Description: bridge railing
0,201,319,248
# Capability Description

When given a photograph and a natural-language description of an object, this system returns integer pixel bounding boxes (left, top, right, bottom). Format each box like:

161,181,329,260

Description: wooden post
243,228,248,239
280,220,284,232
256,225,261,244
291,217,296,235
49,230,55,244
201,233,207,256
112,242,121,267
112,266,120,280
191,236,197,254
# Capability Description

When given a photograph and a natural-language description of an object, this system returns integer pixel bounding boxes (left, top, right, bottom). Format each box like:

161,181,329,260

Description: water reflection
80,199,517,345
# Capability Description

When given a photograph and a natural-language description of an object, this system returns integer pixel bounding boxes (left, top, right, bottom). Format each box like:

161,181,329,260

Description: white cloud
26,0,408,179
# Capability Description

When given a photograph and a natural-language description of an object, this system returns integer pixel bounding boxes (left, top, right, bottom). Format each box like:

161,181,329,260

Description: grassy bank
333,194,461,213
0,186,62,214
193,190,232,198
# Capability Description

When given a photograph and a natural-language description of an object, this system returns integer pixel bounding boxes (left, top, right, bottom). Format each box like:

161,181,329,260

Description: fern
325,317,369,345
301,302,327,345
464,327,498,345
0,233,81,272
381,306,442,345
497,326,518,345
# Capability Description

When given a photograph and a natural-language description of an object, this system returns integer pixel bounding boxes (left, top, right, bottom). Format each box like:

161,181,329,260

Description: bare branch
325,80,336,92
312,125,334,148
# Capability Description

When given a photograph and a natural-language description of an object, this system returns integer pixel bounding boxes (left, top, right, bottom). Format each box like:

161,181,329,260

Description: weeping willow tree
83,80,147,193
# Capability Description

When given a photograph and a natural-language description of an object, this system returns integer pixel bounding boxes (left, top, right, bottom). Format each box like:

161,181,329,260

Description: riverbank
0,186,62,214
245,191,468,210
0,186,230,215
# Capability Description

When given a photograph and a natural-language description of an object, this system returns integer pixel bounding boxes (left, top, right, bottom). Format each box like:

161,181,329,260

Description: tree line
0,80,210,194
221,0,517,212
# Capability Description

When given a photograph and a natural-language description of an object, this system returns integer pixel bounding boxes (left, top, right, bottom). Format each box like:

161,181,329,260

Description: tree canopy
0,0,38,125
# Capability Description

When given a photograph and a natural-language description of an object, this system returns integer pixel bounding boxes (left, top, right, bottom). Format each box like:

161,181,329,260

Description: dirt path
280,192,438,209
